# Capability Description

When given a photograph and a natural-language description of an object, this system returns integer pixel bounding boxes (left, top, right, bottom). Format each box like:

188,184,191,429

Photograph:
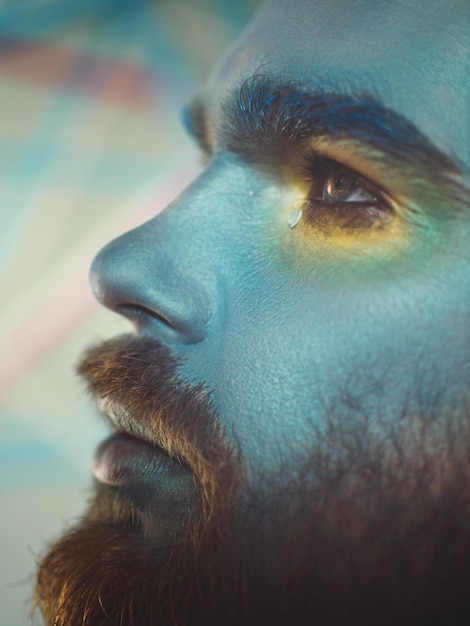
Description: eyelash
300,152,394,230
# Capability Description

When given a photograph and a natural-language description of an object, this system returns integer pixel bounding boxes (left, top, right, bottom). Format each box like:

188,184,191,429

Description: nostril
118,303,176,331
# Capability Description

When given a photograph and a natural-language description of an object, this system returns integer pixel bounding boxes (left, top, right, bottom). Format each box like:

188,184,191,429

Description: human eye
301,155,394,232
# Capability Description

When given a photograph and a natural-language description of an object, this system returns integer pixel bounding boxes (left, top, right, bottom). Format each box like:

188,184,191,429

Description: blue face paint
35,2,470,623
90,0,470,488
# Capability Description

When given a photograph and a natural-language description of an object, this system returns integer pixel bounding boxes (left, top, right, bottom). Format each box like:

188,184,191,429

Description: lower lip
93,432,182,486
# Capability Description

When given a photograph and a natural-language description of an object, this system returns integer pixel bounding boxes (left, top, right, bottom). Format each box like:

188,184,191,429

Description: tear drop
288,209,302,229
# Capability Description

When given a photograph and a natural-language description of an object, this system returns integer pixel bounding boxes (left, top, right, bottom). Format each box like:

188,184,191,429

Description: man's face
90,0,469,483
36,1,470,624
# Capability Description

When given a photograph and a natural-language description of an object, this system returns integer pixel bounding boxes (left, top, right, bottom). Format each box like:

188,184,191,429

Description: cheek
202,269,468,475
213,326,326,475
177,175,469,474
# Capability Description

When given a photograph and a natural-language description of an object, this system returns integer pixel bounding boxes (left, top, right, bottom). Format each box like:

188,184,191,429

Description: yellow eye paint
278,183,408,256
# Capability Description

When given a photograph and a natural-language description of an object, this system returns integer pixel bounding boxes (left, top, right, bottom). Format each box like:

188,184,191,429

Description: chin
35,336,470,625
35,421,470,626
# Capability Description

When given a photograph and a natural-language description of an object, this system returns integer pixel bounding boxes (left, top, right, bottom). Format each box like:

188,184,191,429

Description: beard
35,335,470,625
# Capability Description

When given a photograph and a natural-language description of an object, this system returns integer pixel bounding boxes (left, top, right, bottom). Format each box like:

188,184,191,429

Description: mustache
77,334,241,513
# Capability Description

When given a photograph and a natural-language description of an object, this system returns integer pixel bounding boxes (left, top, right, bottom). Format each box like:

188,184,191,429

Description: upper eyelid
301,151,389,199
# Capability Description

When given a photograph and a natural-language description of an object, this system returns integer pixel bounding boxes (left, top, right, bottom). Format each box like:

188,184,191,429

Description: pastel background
0,2,255,624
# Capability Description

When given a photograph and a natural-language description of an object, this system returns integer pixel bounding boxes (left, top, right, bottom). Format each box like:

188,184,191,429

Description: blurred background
0,1,256,623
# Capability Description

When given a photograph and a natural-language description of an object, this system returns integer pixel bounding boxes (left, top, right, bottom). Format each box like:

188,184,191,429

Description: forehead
204,0,470,168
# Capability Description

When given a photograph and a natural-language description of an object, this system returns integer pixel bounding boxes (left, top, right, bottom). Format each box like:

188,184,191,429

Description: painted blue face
90,0,470,489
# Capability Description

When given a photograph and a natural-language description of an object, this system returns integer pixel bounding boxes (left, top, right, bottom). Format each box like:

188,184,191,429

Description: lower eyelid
303,199,394,215
301,199,394,230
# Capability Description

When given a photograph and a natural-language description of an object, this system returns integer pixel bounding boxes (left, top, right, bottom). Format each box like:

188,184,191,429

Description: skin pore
35,0,470,624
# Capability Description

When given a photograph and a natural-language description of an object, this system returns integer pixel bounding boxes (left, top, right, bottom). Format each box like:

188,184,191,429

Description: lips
93,432,183,486
93,397,191,487
92,401,198,545
97,396,147,441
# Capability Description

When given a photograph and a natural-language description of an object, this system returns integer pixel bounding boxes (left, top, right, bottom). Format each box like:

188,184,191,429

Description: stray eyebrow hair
187,75,468,209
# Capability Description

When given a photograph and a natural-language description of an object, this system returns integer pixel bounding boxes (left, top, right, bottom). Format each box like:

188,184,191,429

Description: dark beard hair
35,335,470,625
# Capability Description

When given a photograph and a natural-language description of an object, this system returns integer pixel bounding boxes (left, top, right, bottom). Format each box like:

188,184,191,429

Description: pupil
324,171,362,201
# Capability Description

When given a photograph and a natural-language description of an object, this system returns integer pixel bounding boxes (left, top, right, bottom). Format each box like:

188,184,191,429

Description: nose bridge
90,169,231,345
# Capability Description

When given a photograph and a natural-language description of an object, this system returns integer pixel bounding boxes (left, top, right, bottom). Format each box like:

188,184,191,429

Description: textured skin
91,0,470,487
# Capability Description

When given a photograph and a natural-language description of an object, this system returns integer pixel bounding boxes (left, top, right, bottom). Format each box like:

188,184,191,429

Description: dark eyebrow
186,75,467,208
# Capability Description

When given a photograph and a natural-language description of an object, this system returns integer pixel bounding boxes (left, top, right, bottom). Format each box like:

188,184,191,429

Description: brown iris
304,164,393,231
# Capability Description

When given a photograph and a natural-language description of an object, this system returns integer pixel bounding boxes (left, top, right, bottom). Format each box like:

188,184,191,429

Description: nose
90,196,213,345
